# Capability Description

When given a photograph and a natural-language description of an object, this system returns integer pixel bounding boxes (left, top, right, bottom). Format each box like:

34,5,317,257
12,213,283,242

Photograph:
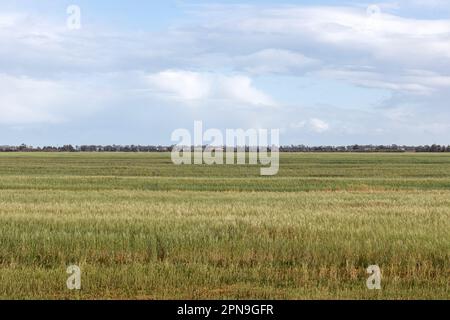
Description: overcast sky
1,0,450,146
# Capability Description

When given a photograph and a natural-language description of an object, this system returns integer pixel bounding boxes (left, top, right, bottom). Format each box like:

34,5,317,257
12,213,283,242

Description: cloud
316,68,450,95
290,118,330,133
5,4,450,97
146,70,211,101
234,49,319,75
401,0,450,8
0,73,122,125
189,4,450,93
146,70,277,107
0,74,63,124
310,118,330,133
1,3,450,144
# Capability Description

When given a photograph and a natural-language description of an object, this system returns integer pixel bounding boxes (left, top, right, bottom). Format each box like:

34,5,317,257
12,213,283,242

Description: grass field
0,152,449,299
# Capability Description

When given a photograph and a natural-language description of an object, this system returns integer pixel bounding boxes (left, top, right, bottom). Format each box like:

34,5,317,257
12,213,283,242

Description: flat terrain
0,152,449,299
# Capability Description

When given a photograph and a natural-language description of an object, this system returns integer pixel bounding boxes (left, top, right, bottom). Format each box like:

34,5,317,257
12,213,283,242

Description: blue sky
1,0,450,146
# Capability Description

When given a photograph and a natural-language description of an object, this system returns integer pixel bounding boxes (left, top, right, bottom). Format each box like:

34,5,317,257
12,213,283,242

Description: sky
1,0,450,146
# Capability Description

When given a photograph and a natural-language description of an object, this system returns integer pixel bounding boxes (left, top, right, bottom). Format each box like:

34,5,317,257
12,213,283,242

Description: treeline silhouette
1,144,450,152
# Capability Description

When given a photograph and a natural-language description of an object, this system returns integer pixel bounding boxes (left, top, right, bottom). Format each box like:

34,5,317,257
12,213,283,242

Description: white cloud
0,13,23,28
402,0,450,8
192,5,450,94
0,73,119,125
1,4,450,144
146,70,211,101
290,118,330,133
316,68,450,95
0,74,66,124
310,118,330,133
235,49,319,75
218,75,276,106
146,70,276,107
4,5,450,97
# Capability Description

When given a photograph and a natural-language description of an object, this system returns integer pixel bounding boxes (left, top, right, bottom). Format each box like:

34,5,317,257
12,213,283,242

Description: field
0,152,449,300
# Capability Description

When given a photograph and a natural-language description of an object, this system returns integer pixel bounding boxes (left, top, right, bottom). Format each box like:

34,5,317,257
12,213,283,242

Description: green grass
0,152,449,299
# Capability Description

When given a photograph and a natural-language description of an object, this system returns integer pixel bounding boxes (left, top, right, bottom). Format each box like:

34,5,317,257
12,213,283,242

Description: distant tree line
0,144,170,152
280,144,450,152
0,144,449,152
